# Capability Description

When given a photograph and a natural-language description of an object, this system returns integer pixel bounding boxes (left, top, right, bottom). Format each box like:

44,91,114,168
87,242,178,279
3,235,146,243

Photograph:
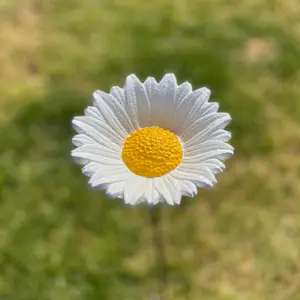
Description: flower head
71,74,234,205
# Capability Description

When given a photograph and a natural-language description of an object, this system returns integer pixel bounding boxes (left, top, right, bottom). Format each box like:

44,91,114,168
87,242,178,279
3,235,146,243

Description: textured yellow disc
122,126,183,178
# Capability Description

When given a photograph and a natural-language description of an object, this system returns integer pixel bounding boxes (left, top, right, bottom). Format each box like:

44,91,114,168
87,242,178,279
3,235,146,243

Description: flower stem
150,205,167,300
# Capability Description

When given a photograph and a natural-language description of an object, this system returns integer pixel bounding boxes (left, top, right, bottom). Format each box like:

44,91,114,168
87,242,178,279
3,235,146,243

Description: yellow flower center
122,126,183,178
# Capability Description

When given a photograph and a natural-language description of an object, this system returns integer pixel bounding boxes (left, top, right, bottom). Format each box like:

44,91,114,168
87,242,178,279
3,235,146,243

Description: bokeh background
1,0,300,299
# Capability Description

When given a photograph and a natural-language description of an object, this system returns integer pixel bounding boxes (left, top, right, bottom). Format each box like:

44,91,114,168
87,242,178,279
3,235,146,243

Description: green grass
1,0,300,299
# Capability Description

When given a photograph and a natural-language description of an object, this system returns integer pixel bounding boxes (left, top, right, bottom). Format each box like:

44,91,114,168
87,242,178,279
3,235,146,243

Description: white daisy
71,73,234,205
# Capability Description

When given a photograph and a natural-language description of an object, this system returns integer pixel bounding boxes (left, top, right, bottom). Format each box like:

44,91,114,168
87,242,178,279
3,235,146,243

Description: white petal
93,90,133,136
153,176,179,205
110,86,125,105
72,134,95,147
185,140,233,156
209,129,232,142
82,162,102,177
106,181,126,199
168,172,198,199
183,113,232,147
72,144,120,159
184,148,233,163
198,159,225,174
71,145,121,165
144,74,177,129
84,105,103,119
173,87,210,134
124,74,151,128
177,164,217,184
71,121,123,166
180,180,198,198
174,82,192,111
88,168,131,189
165,175,182,204
184,140,234,162
124,74,140,130
170,168,214,188
144,179,159,205
200,102,220,115
123,175,147,205
72,116,123,148
88,164,126,182
180,102,219,136
181,112,230,143
71,151,122,166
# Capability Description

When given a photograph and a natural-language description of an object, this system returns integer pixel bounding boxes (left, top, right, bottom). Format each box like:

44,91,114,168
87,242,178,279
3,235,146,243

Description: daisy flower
71,74,234,205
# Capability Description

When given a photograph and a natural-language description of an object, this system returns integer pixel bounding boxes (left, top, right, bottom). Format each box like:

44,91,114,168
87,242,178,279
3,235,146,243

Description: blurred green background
1,0,300,299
